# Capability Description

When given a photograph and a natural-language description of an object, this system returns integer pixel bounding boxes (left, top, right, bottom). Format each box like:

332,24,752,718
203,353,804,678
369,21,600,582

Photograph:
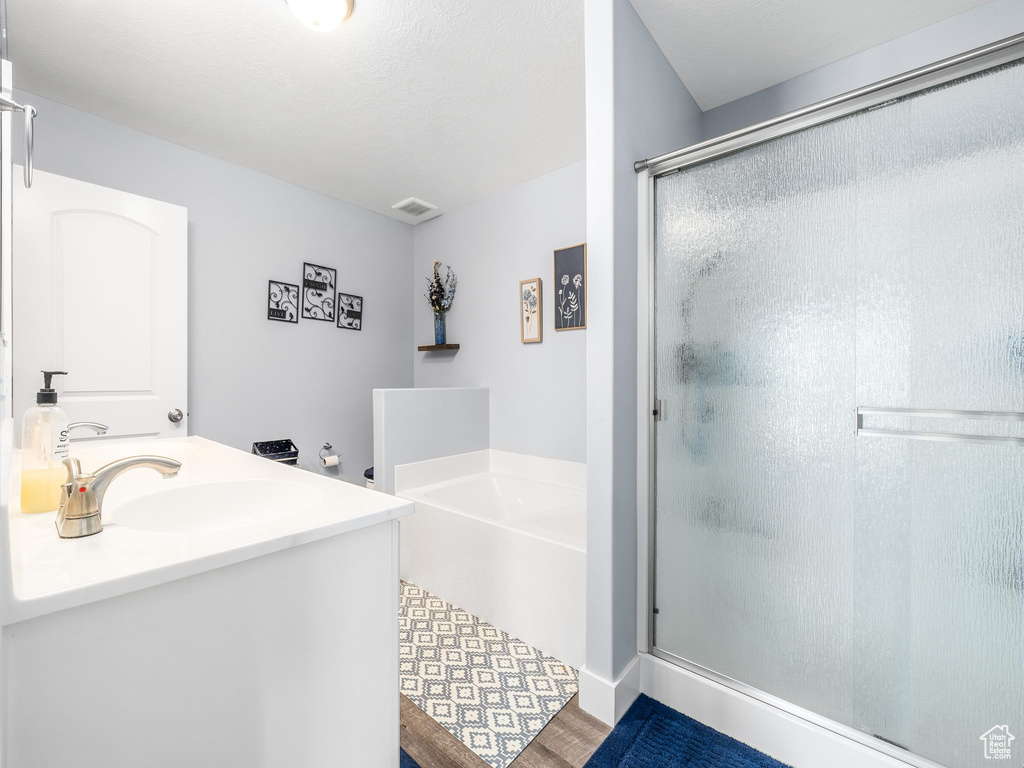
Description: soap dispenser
20,370,70,514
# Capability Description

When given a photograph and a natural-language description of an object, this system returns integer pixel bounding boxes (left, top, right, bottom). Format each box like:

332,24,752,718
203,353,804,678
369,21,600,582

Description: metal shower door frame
636,31,1024,768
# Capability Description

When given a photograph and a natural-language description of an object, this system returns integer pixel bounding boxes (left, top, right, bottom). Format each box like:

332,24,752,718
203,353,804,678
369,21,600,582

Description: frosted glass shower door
849,61,1024,767
651,61,1024,768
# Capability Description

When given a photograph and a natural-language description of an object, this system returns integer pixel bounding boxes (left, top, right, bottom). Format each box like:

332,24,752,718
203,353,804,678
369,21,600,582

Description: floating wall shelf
417,344,460,352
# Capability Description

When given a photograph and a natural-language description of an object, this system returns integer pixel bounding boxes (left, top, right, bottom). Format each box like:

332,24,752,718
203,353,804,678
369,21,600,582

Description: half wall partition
640,34,1024,768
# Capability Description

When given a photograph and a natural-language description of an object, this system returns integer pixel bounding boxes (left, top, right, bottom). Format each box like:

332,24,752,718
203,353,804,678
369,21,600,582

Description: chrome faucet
56,455,182,539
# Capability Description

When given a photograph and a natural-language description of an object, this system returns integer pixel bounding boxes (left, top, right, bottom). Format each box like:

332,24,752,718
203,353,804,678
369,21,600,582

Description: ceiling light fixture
285,0,353,32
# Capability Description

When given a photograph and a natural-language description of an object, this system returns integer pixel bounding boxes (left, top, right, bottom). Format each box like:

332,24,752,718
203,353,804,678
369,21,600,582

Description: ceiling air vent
392,197,438,217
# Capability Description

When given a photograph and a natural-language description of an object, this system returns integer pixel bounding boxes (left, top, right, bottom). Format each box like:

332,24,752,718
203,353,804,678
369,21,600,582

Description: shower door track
637,31,1024,768
636,32,1024,177
648,647,949,768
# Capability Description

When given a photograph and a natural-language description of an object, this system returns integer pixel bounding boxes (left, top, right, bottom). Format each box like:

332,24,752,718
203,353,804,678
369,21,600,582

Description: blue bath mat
401,748,421,768
584,695,791,768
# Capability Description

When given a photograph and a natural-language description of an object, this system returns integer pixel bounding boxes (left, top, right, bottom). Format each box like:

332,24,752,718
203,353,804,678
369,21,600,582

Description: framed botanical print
267,280,299,323
554,243,586,330
520,278,541,343
301,262,337,321
337,292,363,330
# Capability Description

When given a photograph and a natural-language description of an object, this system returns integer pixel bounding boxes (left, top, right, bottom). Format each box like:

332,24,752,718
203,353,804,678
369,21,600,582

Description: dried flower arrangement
425,260,457,314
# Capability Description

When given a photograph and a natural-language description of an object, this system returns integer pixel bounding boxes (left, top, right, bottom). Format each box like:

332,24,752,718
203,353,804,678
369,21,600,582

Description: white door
13,168,187,439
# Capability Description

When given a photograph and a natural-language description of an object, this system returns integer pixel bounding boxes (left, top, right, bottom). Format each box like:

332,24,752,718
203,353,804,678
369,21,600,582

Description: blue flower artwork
520,278,542,343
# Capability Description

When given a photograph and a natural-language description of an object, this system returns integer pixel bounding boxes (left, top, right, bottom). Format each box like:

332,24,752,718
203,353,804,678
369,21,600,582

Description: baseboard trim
640,653,924,768
578,655,642,726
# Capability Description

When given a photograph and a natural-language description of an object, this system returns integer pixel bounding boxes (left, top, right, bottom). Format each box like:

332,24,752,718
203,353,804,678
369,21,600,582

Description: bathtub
395,450,585,668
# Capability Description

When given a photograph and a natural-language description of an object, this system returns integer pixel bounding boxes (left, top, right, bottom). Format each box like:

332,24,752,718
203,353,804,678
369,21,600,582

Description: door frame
635,31,1024,768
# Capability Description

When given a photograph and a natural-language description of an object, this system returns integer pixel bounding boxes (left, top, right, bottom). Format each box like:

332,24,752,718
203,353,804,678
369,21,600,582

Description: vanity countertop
4,435,412,624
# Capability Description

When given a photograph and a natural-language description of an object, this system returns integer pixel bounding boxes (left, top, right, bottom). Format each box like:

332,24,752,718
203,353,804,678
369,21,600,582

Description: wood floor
401,693,611,768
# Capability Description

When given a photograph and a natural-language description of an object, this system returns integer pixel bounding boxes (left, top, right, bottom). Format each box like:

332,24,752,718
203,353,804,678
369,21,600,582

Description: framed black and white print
301,262,337,321
554,243,586,331
337,292,363,331
267,280,299,323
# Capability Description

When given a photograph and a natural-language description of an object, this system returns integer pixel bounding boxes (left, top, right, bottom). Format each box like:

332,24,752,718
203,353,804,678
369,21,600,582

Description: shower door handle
856,406,1024,447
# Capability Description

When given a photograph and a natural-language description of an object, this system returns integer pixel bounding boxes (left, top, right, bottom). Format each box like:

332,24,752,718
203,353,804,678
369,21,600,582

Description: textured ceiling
10,0,991,222
629,0,993,110
7,0,585,223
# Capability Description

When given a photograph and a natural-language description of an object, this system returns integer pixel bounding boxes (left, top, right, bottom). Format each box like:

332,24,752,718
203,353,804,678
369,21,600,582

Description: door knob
168,408,184,423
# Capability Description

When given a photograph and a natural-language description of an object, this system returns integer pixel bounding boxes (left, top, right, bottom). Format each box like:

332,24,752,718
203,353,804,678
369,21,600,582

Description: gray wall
15,92,414,484
702,0,1024,138
583,0,703,695
412,161,587,463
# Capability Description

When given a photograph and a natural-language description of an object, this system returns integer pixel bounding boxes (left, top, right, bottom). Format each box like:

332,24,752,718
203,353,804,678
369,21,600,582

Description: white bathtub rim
417,471,584,521
487,449,586,490
395,449,586,495
400,473,586,554
395,450,491,494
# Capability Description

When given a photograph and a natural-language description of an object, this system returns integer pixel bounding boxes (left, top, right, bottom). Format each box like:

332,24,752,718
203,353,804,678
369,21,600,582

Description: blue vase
433,312,446,345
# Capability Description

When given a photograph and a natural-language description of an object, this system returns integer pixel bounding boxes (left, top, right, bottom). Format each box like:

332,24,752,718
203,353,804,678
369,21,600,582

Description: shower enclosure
640,35,1024,768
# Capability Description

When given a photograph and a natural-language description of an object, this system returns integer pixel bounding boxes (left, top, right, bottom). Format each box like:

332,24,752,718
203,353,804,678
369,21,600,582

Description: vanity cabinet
2,437,410,768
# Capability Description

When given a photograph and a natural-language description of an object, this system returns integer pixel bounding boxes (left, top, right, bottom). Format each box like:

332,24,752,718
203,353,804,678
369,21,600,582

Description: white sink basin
110,479,321,533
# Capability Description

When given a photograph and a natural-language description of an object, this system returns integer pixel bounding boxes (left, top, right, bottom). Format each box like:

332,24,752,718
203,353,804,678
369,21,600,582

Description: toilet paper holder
319,442,340,468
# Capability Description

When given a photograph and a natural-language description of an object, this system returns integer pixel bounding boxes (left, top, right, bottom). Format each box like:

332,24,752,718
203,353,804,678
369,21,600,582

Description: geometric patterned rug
400,582,579,768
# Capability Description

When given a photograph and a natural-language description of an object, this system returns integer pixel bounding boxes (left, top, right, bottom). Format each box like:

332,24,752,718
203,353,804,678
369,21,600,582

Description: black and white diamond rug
399,582,579,768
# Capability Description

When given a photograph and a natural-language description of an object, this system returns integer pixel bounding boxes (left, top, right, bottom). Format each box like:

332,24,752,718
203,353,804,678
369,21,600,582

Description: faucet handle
60,458,85,508
62,457,83,484
59,480,72,507
56,456,100,537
